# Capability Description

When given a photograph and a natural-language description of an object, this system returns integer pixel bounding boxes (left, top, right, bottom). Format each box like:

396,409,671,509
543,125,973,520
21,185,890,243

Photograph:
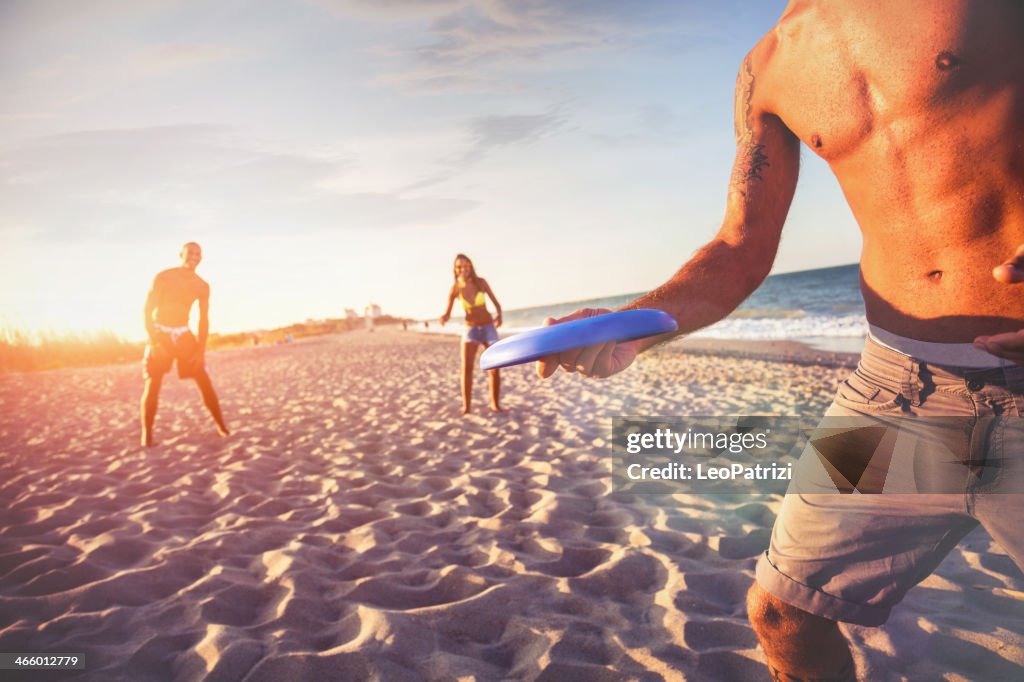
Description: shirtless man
538,2,1024,679
140,242,229,446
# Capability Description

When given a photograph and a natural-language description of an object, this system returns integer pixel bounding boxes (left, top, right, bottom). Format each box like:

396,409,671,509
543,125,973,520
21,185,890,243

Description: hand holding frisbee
478,308,678,376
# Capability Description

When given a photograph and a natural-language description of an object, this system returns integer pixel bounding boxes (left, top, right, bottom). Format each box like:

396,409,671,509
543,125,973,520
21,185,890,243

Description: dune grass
1,317,408,373
0,328,144,373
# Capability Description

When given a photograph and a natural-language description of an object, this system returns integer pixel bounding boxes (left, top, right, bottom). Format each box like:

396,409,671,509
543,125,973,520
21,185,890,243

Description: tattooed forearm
730,55,770,196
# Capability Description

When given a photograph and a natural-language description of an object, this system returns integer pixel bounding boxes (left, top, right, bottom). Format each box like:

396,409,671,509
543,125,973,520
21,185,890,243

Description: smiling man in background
140,241,229,447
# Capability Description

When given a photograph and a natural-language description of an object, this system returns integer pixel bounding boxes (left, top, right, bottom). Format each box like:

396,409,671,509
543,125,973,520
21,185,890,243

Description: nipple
811,134,823,149
935,51,960,71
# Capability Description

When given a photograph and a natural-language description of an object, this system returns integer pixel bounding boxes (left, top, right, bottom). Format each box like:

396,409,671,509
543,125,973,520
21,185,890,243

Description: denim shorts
462,323,497,346
463,323,499,346
755,336,1024,625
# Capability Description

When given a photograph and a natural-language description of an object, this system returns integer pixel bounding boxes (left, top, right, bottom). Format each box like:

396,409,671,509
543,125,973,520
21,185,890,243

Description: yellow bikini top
459,288,486,311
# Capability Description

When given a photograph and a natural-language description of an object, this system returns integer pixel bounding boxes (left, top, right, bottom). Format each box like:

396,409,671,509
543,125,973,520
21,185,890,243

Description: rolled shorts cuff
755,551,892,627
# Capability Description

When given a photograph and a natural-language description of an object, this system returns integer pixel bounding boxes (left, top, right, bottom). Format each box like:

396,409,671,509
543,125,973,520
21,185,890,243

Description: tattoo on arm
730,55,771,197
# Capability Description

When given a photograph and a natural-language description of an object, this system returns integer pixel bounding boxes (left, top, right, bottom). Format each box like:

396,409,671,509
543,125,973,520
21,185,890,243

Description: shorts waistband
868,324,1015,369
154,323,190,333
861,335,1024,405
153,323,192,343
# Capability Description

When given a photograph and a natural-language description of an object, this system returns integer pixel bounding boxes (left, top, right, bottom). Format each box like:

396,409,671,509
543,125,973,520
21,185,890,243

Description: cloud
318,0,711,93
1,0,244,122
0,0,184,38
0,125,476,242
464,110,565,158
310,0,458,19
400,108,566,191
133,42,242,73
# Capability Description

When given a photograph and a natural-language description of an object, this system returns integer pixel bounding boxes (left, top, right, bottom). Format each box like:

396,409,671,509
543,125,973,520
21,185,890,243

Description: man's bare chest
158,271,204,307
768,3,1023,162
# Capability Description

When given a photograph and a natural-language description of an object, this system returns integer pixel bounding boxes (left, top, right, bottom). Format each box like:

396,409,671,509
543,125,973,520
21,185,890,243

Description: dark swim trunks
144,328,204,379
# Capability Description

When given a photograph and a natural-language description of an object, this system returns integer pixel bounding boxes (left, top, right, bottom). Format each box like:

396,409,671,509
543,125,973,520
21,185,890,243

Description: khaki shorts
755,336,1024,625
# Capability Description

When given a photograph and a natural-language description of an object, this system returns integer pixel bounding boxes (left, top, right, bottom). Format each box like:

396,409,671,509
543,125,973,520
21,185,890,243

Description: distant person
440,254,504,414
140,242,229,447
536,2,1024,680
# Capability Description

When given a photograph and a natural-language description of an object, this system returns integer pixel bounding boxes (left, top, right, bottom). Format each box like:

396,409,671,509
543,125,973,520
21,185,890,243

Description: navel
935,51,960,71
927,270,943,282
811,133,823,149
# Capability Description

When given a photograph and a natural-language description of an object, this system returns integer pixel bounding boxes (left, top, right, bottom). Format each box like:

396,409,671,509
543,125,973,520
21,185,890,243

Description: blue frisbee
479,309,678,370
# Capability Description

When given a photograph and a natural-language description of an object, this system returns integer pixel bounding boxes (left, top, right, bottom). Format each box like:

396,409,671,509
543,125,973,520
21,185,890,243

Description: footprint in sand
17,559,109,597
717,528,772,560
86,537,154,569
346,567,490,610
570,553,664,601
678,572,751,616
548,621,624,666
694,650,771,682
201,583,291,627
732,502,777,527
683,618,758,651
533,546,612,578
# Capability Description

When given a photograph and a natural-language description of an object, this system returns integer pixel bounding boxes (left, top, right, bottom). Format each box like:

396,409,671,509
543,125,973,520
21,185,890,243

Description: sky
0,0,862,340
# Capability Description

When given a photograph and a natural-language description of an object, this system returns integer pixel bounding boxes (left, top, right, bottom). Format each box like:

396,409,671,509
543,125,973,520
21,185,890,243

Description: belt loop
901,359,921,406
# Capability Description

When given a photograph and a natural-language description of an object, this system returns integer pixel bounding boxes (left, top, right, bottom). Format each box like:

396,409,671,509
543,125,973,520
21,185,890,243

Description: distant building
344,308,358,320
366,304,382,319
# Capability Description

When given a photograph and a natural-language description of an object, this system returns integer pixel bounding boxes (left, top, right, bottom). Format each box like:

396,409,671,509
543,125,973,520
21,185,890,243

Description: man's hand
536,308,642,379
439,314,450,326
973,245,1024,364
992,244,1024,284
494,313,503,329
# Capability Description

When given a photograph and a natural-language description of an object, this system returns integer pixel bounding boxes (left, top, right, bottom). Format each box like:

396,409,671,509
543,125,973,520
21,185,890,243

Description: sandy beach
1,328,1021,681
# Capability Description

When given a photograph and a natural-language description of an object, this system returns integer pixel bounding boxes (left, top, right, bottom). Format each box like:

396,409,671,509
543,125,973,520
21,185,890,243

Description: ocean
434,263,867,353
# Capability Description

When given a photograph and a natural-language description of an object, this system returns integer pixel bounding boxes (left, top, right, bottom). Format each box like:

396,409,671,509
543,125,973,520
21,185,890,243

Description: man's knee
188,366,212,385
747,582,831,639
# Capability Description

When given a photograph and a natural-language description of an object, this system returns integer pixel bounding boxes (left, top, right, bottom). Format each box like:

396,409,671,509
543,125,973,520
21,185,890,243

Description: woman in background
440,254,503,414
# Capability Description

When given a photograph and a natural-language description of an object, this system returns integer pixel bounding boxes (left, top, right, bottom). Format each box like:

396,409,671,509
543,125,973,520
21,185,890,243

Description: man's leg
140,375,163,447
747,583,856,681
194,370,229,436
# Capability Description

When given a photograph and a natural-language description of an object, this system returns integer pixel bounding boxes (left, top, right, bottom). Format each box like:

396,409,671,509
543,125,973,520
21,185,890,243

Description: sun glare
1,303,141,345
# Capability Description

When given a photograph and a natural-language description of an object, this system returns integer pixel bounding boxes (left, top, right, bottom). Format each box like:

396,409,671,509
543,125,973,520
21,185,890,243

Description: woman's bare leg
488,368,502,411
461,341,478,414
